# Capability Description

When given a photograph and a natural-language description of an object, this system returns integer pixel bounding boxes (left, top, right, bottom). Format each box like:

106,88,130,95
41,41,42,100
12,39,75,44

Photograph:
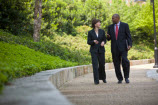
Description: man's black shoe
125,79,130,83
118,80,122,84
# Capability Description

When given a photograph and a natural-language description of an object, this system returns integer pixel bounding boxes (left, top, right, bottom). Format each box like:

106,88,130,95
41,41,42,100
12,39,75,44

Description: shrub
0,29,154,66
75,25,92,38
0,30,91,65
0,41,77,92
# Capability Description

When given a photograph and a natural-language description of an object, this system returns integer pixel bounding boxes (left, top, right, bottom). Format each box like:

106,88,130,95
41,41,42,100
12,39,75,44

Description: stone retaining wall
49,59,154,89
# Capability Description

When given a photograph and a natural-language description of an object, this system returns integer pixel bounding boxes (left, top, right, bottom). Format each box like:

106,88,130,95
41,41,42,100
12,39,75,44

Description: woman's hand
94,40,99,44
101,41,105,46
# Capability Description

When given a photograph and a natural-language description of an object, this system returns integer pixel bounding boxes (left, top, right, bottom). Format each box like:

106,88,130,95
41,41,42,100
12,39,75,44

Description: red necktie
115,24,118,40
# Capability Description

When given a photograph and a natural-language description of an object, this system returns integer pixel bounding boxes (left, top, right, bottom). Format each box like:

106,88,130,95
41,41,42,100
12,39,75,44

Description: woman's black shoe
118,80,122,84
94,82,99,85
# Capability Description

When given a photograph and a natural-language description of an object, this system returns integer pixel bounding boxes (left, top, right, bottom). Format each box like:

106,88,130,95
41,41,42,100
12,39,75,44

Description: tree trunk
33,0,42,42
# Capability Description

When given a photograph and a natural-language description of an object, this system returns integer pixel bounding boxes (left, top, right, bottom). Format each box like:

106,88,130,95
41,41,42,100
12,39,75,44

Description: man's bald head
112,14,120,24
113,14,120,19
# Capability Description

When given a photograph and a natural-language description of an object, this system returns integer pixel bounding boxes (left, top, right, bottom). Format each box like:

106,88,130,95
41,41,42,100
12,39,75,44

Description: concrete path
59,64,158,105
0,69,72,105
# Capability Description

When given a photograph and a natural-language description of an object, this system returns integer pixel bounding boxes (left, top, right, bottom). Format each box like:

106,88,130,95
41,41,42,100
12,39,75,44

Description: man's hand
94,40,99,44
101,41,105,46
107,34,110,38
128,46,131,51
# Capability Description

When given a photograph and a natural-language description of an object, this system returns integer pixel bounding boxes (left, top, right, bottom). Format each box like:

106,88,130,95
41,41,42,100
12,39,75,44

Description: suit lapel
117,22,122,40
98,29,101,39
92,29,98,39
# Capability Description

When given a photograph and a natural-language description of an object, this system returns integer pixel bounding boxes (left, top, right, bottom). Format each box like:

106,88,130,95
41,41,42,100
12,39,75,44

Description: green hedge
0,29,154,65
48,32,154,63
0,30,91,65
0,41,77,92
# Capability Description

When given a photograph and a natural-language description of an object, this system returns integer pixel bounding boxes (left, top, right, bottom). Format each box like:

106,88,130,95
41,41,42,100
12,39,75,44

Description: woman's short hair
92,19,101,28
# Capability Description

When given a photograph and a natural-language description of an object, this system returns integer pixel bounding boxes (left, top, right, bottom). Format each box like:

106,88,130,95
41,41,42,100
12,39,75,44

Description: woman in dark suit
87,19,106,85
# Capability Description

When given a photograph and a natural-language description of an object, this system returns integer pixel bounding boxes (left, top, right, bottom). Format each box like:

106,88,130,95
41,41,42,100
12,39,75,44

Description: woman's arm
87,31,95,45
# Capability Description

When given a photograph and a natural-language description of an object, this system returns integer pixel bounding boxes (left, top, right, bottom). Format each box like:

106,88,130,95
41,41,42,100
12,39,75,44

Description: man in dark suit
87,19,106,85
107,14,132,84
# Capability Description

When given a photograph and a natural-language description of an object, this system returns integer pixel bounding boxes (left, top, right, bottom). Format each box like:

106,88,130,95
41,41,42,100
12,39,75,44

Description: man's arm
107,26,111,41
101,30,106,46
103,30,106,44
125,24,132,49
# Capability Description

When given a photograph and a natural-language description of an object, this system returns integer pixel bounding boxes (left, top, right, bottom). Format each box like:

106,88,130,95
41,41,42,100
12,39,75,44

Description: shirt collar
115,21,120,26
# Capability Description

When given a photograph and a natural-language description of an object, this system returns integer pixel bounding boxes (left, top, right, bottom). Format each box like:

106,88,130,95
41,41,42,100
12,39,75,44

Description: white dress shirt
114,21,120,32
96,33,98,37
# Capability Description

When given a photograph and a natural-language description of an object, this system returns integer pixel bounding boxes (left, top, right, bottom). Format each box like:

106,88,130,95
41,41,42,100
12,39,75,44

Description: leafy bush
0,0,33,35
48,32,154,63
0,41,77,92
0,30,91,65
75,25,92,38
45,33,92,64
0,0,158,42
128,43,154,60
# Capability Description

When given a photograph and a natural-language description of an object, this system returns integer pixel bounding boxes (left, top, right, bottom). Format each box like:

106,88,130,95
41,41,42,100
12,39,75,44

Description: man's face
112,16,119,24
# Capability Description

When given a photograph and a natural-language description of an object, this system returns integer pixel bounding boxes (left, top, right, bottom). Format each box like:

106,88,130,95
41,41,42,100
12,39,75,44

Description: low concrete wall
49,59,154,89
130,59,154,66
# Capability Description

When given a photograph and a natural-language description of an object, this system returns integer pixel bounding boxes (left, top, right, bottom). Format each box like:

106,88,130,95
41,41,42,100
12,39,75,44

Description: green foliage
0,41,77,92
0,29,89,64
46,31,154,63
0,0,156,92
46,33,92,64
128,43,154,60
131,2,158,42
0,0,33,35
75,25,92,38
0,29,154,66
1,0,158,41
42,0,81,36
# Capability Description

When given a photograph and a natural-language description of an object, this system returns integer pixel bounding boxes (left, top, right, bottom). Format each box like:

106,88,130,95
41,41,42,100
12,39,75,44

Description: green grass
0,41,77,92
0,30,91,65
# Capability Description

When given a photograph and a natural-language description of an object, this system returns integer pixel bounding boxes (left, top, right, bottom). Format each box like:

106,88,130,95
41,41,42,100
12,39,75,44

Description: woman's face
95,22,101,28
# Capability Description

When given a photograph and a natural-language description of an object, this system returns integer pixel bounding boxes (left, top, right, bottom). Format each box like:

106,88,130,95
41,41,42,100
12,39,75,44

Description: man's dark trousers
112,46,130,81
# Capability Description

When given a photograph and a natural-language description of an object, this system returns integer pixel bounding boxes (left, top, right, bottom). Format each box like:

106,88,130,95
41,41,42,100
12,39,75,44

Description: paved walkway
0,69,72,105
59,64,158,105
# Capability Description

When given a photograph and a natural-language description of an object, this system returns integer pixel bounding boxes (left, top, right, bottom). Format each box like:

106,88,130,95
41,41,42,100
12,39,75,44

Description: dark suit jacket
87,29,106,53
107,22,132,53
